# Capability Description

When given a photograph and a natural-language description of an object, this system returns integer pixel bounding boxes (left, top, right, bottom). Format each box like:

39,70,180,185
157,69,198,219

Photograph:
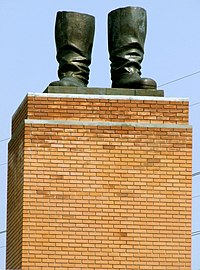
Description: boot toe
112,74,157,90
140,78,157,89
49,77,86,87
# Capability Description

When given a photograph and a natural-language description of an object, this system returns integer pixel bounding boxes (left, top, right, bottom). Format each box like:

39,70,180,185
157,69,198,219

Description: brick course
7,93,192,269
12,94,189,134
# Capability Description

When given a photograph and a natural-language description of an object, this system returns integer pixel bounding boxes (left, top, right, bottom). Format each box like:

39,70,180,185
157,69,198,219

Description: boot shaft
108,7,147,56
55,11,95,85
55,11,95,59
108,7,148,82
108,6,157,89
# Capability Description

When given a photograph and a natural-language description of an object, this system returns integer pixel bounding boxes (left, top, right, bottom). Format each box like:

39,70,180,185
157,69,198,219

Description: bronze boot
108,6,157,89
50,11,95,87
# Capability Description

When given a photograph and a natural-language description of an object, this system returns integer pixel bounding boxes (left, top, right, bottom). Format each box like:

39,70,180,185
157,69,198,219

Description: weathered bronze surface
50,11,95,87
45,86,164,97
49,7,158,92
108,7,156,89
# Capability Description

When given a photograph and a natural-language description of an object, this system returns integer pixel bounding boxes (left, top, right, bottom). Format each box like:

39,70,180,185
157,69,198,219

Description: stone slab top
28,92,189,102
44,85,165,97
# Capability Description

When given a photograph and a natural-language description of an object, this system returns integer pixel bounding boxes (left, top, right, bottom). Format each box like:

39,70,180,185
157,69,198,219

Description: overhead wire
158,69,200,107
158,70,200,87
0,138,10,143
190,101,200,107
193,195,200,199
0,137,9,167
192,172,200,177
0,163,7,167
192,230,200,237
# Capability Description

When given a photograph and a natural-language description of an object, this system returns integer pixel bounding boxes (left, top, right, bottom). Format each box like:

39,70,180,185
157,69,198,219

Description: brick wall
11,94,189,134
7,92,192,269
6,126,24,268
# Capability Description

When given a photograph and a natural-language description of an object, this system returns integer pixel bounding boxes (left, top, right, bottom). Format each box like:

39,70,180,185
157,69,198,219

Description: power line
0,138,10,143
0,231,6,235
190,101,200,107
193,195,200,199
192,171,200,177
192,230,200,237
0,163,7,167
157,70,200,107
158,70,200,87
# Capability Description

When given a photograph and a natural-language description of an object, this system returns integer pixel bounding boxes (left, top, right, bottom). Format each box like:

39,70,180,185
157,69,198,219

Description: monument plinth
45,86,164,97
6,88,192,269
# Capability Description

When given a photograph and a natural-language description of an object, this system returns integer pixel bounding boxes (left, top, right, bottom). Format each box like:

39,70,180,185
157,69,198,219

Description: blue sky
0,0,200,269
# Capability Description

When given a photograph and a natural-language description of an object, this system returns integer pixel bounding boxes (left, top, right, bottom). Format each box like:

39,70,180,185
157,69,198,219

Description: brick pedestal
6,90,192,269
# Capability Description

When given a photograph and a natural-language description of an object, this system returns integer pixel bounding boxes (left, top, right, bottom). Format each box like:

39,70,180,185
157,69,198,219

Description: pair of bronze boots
50,6,157,90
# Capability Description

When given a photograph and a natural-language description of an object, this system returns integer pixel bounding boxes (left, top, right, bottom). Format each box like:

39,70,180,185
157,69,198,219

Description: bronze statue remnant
50,11,95,87
49,6,157,90
108,7,156,89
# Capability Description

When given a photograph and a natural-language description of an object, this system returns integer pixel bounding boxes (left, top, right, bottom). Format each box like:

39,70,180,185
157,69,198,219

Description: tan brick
7,94,192,269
